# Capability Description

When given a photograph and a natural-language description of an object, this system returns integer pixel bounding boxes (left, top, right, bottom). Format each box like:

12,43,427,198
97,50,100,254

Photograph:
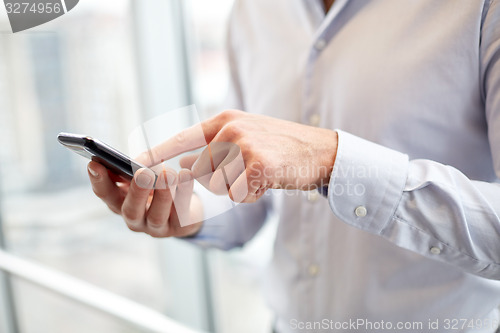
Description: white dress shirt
188,0,500,332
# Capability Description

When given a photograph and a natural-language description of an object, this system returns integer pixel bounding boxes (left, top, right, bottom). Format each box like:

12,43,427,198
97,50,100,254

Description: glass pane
13,278,139,333
0,0,168,330
188,0,234,115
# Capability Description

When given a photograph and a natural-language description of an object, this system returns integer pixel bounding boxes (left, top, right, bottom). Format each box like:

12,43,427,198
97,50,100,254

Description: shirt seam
391,215,500,269
328,129,346,219
378,155,409,234
479,0,499,102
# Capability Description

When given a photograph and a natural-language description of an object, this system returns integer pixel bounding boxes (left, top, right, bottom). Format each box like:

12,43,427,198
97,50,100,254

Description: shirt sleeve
184,183,272,250
328,0,500,280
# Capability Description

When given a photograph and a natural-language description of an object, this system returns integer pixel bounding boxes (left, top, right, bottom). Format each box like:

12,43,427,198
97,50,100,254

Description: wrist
316,129,338,187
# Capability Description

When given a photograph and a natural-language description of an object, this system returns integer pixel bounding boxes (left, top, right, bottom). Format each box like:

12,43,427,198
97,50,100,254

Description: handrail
0,250,204,333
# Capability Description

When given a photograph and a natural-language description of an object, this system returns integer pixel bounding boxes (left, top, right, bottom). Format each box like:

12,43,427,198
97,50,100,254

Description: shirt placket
298,0,350,320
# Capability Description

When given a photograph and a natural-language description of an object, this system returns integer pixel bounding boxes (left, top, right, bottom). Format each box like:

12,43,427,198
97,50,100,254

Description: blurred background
0,0,276,332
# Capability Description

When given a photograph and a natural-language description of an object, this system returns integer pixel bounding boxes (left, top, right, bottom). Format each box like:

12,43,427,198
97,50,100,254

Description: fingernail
135,169,155,189
88,166,99,177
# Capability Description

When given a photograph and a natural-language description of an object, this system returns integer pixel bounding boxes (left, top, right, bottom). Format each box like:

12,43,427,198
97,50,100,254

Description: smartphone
58,132,150,181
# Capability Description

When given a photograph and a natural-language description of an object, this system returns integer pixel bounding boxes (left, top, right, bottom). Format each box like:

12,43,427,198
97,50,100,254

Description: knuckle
147,229,169,238
219,109,239,121
146,216,165,229
174,131,186,146
222,121,244,139
121,206,140,222
127,223,143,233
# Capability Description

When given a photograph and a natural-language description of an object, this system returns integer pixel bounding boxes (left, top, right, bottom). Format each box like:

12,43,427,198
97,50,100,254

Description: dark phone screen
58,133,147,181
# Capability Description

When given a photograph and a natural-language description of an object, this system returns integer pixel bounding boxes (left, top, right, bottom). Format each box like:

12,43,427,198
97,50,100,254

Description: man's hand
139,110,338,203
87,161,203,238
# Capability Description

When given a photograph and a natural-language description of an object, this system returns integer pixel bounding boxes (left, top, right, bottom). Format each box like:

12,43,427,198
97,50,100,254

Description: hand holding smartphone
58,132,202,234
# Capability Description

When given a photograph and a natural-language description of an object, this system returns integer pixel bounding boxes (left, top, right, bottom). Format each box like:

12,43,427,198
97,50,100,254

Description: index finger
136,117,222,167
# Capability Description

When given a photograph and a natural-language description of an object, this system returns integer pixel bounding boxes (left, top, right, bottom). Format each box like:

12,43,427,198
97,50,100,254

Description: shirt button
309,114,321,126
430,247,441,255
308,264,320,276
307,189,320,202
315,39,327,51
355,206,367,217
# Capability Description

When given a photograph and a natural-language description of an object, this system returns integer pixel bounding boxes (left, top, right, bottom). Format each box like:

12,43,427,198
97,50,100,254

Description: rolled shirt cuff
328,130,409,234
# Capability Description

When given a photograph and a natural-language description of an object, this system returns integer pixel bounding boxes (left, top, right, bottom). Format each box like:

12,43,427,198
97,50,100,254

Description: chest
234,0,484,120
233,0,489,171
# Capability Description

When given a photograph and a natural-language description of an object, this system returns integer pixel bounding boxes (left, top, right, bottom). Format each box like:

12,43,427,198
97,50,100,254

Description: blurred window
0,1,166,332
0,1,274,332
